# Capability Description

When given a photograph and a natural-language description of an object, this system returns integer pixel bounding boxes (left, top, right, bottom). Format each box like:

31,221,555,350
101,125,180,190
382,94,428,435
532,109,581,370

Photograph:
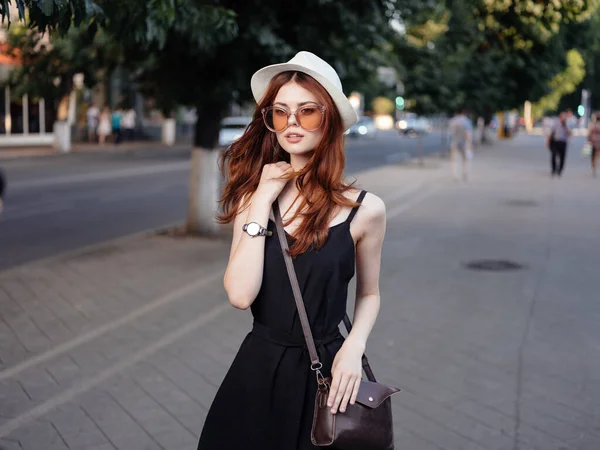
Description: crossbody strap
273,201,321,369
273,201,377,383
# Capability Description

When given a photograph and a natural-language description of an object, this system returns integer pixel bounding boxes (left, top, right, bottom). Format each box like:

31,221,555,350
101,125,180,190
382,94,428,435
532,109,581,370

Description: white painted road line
11,162,189,190
0,268,225,383
387,185,439,219
0,301,231,438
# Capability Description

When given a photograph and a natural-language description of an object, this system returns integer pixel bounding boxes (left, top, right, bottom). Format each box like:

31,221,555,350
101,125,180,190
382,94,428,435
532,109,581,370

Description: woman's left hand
327,339,364,414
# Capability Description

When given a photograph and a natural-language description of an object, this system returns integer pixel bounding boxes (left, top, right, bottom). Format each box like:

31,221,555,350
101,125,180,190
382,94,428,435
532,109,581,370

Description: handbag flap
354,380,400,409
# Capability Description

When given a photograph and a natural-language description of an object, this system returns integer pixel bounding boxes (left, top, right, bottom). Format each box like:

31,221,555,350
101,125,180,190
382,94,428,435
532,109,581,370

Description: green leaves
532,49,586,117
397,0,600,117
2,0,104,35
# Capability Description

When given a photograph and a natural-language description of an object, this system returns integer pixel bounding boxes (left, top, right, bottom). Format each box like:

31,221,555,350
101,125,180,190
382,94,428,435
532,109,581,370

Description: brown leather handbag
273,203,401,449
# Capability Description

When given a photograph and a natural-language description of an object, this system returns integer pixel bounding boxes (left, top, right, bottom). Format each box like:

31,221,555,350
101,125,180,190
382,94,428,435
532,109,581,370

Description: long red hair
217,71,358,257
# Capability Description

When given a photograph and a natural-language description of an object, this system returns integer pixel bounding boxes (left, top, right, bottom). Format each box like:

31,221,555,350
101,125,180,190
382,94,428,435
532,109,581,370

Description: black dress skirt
197,191,367,450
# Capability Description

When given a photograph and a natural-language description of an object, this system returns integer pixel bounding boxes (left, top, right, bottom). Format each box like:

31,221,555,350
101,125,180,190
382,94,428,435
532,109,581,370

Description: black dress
197,190,368,450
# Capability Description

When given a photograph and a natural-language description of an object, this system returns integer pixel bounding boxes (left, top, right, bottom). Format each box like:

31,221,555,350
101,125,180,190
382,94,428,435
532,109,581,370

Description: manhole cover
463,259,525,272
504,199,539,207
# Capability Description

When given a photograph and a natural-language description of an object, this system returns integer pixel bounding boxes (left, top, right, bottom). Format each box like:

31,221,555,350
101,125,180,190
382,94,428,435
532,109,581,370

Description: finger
331,374,350,414
339,376,357,413
275,170,290,180
327,374,341,408
349,377,360,405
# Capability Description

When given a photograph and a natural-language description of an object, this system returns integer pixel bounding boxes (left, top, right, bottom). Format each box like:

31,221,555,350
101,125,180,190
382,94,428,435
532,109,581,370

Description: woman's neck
289,152,311,171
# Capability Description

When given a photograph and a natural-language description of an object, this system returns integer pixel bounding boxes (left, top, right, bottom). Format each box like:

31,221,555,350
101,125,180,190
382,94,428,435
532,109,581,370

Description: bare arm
223,195,273,309
223,162,293,309
328,193,386,414
347,194,386,351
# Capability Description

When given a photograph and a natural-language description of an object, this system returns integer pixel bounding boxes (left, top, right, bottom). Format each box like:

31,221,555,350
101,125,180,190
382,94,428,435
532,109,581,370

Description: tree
557,7,600,113
2,24,122,125
126,0,395,148
532,49,586,118
397,0,600,120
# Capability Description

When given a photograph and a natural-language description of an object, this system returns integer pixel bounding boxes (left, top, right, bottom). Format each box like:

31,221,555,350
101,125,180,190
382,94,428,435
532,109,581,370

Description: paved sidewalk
1,136,599,450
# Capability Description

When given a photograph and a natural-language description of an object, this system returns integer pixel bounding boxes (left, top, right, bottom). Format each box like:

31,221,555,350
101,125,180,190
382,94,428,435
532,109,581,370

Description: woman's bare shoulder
359,191,386,223
343,189,385,232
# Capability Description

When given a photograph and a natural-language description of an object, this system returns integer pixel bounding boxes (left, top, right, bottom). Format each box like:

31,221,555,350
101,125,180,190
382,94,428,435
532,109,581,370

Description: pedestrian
197,51,388,450
548,112,572,177
0,168,5,215
111,106,123,145
121,107,136,141
587,112,600,178
449,108,473,181
86,102,100,142
97,106,112,145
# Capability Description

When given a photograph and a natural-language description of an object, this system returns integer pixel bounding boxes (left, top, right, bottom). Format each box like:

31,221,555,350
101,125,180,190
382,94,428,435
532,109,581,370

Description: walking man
548,112,571,177
449,108,473,181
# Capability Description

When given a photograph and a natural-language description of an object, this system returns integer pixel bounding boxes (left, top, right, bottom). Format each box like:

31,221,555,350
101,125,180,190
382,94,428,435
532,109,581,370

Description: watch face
246,222,260,236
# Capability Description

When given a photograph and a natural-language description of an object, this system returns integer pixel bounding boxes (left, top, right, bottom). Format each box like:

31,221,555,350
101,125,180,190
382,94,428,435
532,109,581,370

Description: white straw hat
250,51,359,131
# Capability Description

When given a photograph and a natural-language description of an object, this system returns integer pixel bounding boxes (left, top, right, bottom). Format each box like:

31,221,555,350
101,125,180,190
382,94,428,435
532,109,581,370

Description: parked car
345,116,377,139
396,117,432,137
219,116,252,147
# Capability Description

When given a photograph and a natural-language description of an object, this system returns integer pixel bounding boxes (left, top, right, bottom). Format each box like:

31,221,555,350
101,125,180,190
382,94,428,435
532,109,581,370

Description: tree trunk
162,118,176,146
193,104,222,149
53,121,71,153
186,104,226,235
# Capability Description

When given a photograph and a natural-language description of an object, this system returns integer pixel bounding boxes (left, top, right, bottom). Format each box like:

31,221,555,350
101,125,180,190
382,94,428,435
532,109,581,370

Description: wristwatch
242,222,273,238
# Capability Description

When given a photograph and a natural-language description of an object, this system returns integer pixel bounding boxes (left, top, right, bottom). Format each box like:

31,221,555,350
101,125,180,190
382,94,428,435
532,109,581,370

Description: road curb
0,220,187,277
0,142,193,163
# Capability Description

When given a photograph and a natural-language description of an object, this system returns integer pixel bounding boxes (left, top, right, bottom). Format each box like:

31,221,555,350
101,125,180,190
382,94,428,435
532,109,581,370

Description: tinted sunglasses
261,103,326,132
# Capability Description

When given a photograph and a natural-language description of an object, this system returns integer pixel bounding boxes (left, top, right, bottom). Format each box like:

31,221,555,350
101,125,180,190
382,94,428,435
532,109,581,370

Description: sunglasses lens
264,108,289,132
297,106,323,131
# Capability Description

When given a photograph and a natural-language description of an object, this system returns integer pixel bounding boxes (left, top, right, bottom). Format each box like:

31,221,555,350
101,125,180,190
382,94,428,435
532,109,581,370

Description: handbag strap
273,201,377,383
273,201,321,368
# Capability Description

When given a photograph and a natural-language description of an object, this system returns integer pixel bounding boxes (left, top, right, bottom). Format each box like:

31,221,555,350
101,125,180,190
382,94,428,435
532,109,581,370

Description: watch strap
243,222,272,237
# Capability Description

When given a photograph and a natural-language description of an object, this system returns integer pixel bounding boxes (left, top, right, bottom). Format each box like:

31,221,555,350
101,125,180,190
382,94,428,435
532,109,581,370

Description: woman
588,112,600,177
97,106,112,145
197,51,387,450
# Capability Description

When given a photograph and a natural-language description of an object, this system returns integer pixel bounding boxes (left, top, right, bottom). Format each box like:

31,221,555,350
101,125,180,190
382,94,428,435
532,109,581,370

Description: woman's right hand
254,162,294,204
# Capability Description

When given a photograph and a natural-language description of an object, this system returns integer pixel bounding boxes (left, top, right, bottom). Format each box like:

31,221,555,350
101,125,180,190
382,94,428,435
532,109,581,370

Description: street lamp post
581,89,591,128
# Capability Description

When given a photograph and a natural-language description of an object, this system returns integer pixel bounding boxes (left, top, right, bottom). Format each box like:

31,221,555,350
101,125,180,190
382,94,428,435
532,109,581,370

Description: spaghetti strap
346,190,367,224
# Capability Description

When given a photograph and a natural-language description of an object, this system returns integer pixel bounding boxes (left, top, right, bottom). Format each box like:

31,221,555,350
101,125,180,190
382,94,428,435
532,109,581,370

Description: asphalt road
0,130,448,270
